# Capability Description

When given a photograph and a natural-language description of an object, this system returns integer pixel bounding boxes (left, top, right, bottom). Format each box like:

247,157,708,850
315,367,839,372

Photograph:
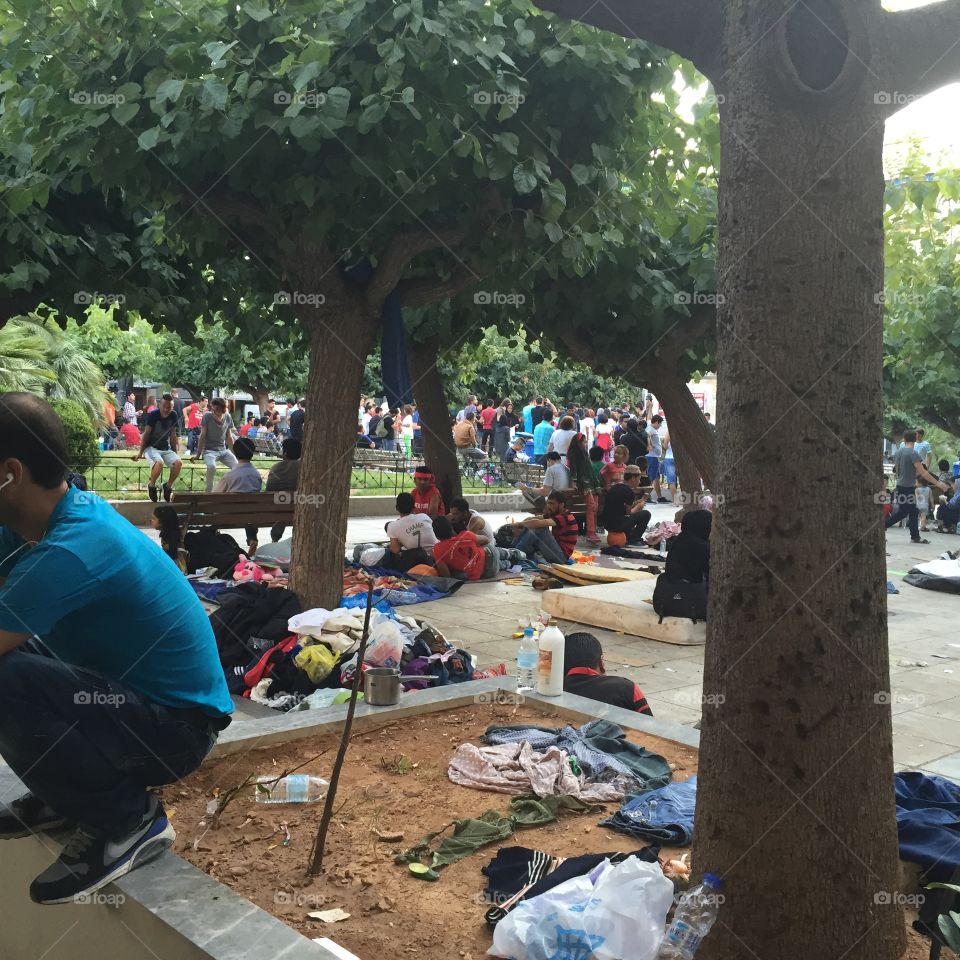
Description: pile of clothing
210,588,504,711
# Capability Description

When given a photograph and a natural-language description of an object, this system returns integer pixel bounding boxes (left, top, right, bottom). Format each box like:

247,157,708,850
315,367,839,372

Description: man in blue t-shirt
0,393,232,905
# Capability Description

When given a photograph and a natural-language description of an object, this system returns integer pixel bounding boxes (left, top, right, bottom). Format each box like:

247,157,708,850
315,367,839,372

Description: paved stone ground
163,502,960,772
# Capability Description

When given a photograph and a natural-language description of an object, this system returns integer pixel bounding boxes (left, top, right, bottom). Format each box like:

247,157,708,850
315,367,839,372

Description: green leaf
422,18,447,35
541,47,566,65
203,40,238,65
493,132,519,155
358,100,389,132
242,2,273,21
292,60,323,92
112,101,140,125
570,163,593,185
322,86,351,120
137,127,161,150
200,78,229,111
155,78,185,104
400,86,415,104
513,162,538,194
545,222,563,243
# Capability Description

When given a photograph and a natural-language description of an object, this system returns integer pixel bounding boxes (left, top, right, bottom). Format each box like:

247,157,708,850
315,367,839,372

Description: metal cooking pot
363,667,433,706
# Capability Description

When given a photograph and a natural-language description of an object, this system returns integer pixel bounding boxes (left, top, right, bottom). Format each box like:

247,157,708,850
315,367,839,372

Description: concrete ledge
110,492,527,526
0,679,697,959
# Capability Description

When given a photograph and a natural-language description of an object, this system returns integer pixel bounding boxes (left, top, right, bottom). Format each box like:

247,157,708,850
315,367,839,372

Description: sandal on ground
911,538,931,544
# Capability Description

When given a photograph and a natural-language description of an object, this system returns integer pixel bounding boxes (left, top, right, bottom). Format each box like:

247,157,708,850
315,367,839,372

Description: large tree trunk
252,389,270,415
644,367,715,491
694,5,902,959
290,294,376,609
407,339,461,507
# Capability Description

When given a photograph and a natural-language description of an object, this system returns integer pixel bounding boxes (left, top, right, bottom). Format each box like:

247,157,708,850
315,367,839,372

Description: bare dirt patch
164,702,697,959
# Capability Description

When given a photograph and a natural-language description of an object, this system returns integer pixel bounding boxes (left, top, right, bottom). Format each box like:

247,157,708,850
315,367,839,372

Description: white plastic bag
363,614,405,668
489,856,673,960
360,546,386,567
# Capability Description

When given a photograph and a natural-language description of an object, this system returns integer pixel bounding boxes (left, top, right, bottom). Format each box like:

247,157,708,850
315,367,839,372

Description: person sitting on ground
665,508,712,584
509,490,579,564
601,443,629,490
519,450,570,510
151,505,189,573
0,392,232,904
264,437,301,543
356,422,376,448
383,492,438,572
431,516,525,581
504,436,528,463
448,497,496,546
564,632,653,715
133,392,182,503
411,465,445,518
453,411,486,461
599,465,651,544
937,480,960,533
214,436,262,555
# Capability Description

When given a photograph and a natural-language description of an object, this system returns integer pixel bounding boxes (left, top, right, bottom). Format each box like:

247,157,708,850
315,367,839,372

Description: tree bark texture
407,338,462,507
289,258,376,610
692,3,903,958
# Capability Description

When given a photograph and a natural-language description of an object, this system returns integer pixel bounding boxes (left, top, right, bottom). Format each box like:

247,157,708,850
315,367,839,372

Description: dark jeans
187,426,201,453
0,640,219,836
939,502,959,529
605,510,651,543
886,485,919,540
245,524,286,545
515,527,568,564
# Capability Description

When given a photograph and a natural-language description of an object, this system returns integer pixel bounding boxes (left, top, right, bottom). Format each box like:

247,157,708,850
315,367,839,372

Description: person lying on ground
264,437,301,543
431,516,525,581
448,497,496,546
509,490,579,564
383,492,438,572
564,632,652,715
518,451,570,509
599,465,651,544
411,465,445,518
0,392,232,905
132,392,182,503
665,509,712,584
214,436,262,555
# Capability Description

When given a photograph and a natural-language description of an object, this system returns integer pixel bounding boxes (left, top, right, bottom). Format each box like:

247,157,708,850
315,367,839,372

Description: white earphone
0,472,14,492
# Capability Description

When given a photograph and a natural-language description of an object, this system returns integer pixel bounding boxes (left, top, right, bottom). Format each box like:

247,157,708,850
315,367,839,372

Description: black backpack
652,574,708,623
183,526,243,577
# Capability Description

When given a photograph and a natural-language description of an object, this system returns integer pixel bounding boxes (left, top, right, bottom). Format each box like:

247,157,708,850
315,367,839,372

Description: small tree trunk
644,367,715,490
252,389,270,415
408,339,461,506
290,300,376,609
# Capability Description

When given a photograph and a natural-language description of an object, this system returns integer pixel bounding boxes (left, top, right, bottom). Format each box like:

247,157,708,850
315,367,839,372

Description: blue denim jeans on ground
0,640,216,836
886,485,920,540
515,527,568,564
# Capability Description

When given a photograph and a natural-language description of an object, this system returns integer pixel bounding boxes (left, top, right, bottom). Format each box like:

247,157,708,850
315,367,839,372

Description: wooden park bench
171,492,295,532
352,448,410,471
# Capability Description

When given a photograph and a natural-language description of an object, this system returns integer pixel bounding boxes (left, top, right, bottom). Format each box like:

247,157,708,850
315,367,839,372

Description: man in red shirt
431,516,525,580
478,399,497,454
411,466,445,518
563,632,652,715
509,491,578,564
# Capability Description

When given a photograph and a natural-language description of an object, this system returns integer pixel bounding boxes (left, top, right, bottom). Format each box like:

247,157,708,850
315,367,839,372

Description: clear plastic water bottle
254,774,328,804
658,873,725,958
516,628,537,693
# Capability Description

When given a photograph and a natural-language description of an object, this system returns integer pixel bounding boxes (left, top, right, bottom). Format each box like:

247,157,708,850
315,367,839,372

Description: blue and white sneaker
30,796,175,904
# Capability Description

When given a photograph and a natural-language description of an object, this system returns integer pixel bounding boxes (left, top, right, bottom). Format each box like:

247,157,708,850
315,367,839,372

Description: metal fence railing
89,453,545,499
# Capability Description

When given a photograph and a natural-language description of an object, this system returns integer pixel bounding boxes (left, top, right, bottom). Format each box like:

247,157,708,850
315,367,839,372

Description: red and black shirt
564,667,652,715
550,510,579,558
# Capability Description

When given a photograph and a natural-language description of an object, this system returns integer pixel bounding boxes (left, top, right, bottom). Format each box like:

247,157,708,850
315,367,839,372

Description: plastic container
254,774,328,804
516,627,537,692
536,622,565,696
657,873,725,958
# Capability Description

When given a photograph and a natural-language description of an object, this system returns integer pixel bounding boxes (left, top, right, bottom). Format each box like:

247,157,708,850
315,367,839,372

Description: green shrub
50,397,100,475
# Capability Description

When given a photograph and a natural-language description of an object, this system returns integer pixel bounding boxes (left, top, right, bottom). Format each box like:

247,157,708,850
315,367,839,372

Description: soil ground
165,702,697,959
164,702,945,960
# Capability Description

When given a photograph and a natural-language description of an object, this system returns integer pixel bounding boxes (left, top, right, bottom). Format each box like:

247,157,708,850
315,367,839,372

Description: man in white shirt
387,494,438,548
519,451,571,509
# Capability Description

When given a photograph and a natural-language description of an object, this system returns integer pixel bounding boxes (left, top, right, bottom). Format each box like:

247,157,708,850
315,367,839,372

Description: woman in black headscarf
664,509,712,584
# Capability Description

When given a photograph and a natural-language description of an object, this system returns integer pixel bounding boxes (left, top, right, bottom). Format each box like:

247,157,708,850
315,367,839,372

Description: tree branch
396,266,481,309
533,0,720,77
366,226,467,311
879,0,960,113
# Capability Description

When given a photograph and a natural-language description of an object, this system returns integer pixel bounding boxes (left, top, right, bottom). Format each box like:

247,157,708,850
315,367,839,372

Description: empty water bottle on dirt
254,774,328,804
516,628,537,693
657,873,725,959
